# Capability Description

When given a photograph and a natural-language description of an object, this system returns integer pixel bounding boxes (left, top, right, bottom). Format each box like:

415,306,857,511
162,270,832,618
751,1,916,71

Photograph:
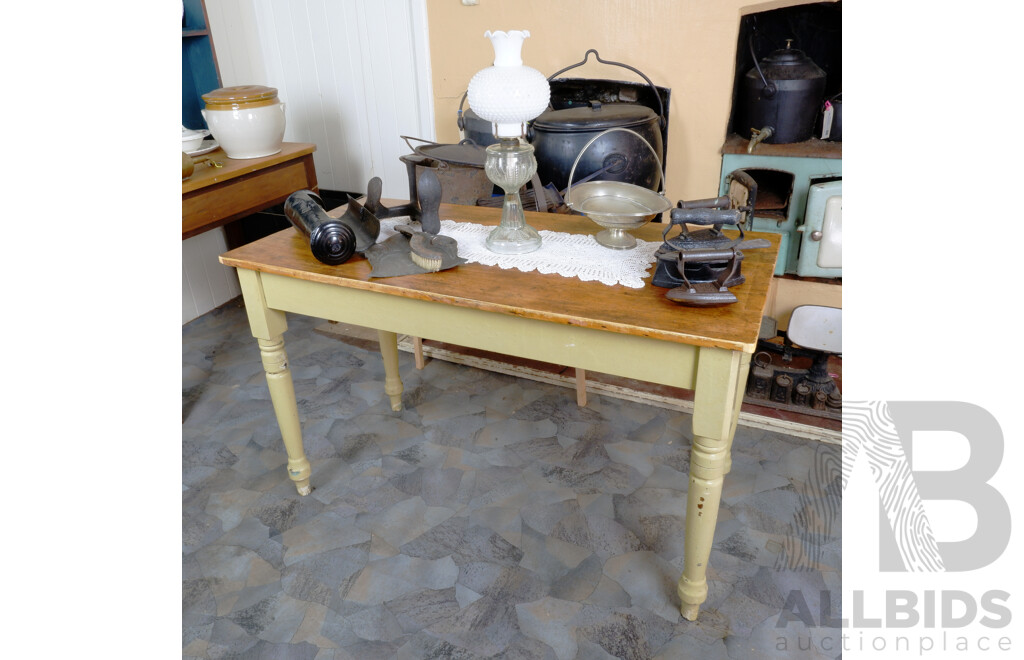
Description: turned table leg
378,330,404,411
678,348,750,620
235,269,312,496
258,336,312,495
722,352,751,476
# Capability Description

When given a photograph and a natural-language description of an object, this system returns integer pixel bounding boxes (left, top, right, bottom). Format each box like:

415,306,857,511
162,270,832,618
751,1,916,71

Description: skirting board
395,335,841,446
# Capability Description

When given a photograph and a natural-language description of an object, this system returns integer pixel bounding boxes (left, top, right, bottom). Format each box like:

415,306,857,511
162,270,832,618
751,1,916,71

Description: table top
220,203,779,352
182,142,316,194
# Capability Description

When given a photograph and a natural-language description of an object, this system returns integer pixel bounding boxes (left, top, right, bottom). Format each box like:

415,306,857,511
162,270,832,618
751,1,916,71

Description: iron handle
669,207,741,226
749,33,776,98
546,49,666,129
677,195,731,210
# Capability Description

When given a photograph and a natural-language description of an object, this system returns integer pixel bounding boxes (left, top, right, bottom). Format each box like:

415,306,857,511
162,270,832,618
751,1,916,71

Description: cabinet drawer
182,158,315,238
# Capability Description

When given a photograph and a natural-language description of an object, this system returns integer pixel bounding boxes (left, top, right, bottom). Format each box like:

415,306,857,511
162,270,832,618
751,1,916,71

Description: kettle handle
748,32,777,98
546,49,665,130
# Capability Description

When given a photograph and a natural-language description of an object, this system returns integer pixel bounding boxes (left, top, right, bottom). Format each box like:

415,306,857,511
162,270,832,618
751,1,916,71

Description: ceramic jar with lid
201,85,286,159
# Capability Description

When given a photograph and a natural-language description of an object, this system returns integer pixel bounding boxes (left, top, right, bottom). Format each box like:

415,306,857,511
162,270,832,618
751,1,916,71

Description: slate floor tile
183,301,840,658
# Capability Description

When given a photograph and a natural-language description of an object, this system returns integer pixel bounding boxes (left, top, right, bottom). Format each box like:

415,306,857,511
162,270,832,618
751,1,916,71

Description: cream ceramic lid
202,85,279,110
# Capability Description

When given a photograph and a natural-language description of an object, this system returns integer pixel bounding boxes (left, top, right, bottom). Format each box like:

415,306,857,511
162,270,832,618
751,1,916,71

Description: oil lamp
467,30,550,254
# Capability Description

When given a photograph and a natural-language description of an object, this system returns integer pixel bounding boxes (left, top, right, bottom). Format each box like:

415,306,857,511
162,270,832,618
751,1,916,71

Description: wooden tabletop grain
220,203,780,352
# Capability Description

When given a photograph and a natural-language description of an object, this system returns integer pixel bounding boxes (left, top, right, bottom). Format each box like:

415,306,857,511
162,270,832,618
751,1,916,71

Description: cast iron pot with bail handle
737,35,826,145
526,49,666,194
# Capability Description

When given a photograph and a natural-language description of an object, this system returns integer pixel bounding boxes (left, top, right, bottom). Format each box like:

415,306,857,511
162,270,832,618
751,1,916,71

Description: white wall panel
182,229,241,325
188,0,433,324
207,0,435,197
204,0,266,85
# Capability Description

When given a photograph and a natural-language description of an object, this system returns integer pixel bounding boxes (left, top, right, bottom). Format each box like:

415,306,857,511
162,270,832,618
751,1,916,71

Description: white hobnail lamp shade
467,30,550,139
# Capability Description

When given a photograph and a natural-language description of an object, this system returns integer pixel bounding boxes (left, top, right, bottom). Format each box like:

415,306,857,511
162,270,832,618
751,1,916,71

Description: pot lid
532,102,658,132
202,85,280,108
755,42,825,80
764,47,807,65
412,140,487,168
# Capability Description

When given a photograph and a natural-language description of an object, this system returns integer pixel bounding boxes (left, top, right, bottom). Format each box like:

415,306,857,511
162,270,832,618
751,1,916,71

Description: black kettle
738,38,826,145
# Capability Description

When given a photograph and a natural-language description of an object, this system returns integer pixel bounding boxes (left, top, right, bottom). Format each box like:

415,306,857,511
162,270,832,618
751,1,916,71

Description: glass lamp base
484,138,543,255
486,223,542,254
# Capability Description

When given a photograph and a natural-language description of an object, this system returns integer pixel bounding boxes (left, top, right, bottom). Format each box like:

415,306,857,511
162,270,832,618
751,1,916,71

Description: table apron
260,272,700,391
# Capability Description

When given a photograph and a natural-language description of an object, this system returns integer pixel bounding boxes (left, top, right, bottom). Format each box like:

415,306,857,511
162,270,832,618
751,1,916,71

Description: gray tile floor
183,299,841,659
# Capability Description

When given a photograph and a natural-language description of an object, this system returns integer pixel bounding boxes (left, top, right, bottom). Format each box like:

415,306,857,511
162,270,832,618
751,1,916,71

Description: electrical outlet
462,0,479,6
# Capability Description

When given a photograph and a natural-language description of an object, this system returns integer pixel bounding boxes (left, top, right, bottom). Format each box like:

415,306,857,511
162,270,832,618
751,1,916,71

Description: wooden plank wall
185,0,434,324
206,0,435,198
183,230,242,324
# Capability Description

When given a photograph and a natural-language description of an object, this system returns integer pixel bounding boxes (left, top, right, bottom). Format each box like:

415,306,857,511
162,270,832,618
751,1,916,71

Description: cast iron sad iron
663,246,745,306
284,190,381,265
652,169,768,306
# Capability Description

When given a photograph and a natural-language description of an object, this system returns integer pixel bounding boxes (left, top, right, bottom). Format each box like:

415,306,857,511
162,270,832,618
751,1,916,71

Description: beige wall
426,0,830,202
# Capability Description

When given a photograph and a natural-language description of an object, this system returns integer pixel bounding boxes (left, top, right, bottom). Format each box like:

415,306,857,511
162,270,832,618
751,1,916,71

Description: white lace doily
379,217,660,289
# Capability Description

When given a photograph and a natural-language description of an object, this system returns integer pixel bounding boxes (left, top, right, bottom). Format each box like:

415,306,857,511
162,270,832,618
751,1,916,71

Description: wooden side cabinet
182,0,221,130
182,142,318,240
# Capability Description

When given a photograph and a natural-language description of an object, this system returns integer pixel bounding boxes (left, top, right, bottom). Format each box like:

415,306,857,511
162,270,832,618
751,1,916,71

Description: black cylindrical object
308,223,356,265
738,39,826,144
283,191,357,265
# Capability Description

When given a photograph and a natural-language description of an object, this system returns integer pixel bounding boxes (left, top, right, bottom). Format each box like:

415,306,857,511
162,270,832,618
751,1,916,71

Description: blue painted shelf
182,0,221,131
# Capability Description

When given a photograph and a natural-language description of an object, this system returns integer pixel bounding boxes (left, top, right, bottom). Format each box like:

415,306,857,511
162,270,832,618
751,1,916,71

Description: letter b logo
844,401,1011,572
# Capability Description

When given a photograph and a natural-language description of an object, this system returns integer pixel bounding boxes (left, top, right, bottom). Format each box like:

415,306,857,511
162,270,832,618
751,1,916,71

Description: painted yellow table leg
234,269,313,497
678,347,750,620
258,336,312,495
378,330,404,411
723,352,751,476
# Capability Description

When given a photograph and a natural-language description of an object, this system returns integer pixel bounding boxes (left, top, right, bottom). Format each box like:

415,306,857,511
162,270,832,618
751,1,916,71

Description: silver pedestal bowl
566,180,671,249
563,127,670,250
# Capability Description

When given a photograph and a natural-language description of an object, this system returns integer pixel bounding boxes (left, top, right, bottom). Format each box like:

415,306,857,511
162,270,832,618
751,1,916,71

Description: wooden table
182,142,317,240
219,204,779,621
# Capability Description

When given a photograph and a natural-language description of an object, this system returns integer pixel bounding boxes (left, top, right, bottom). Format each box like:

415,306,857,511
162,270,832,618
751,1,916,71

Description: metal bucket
401,136,495,205
417,157,493,206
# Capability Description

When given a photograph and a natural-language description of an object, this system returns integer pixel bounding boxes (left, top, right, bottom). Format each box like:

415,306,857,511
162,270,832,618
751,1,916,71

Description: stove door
796,180,842,278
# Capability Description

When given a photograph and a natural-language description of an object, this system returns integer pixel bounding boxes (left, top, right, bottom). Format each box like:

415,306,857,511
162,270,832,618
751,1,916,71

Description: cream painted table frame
220,203,779,621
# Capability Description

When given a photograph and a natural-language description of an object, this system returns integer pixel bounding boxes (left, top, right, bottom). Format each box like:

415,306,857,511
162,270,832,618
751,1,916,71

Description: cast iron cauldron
529,101,663,193
738,38,826,144
527,50,665,193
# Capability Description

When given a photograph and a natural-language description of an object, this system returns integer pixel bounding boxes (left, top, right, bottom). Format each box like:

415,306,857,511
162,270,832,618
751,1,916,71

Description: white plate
186,139,219,157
